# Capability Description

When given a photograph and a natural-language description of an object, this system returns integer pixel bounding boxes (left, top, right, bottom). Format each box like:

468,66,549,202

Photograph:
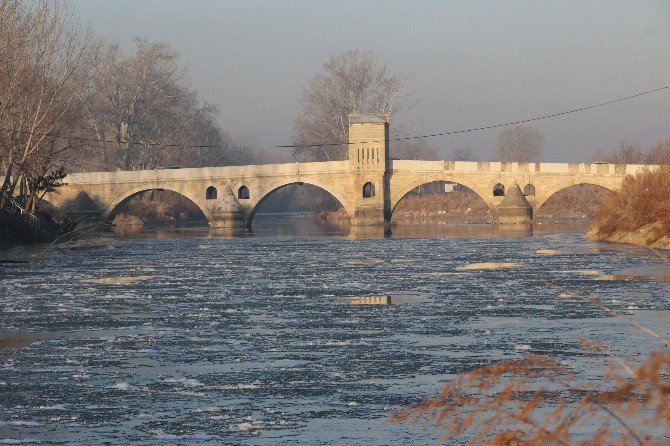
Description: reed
389,252,670,445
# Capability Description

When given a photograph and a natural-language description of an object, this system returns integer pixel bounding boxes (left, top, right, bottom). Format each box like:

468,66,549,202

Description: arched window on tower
205,186,217,200
238,185,250,199
493,183,505,197
363,182,375,198
523,183,536,196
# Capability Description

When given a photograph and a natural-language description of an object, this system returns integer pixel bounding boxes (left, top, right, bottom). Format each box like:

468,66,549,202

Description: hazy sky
72,1,670,162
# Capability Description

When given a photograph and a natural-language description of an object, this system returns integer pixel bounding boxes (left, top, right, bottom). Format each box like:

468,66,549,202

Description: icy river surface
1,218,669,445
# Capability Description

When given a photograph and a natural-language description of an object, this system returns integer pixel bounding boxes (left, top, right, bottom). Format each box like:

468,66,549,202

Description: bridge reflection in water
111,214,590,240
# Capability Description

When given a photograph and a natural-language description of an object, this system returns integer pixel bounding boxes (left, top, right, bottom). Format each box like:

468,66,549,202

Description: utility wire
1,84,668,150
393,85,670,142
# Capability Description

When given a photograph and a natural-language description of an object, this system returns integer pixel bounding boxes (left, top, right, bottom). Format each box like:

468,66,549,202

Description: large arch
246,180,352,228
390,176,494,217
534,182,617,213
103,185,208,224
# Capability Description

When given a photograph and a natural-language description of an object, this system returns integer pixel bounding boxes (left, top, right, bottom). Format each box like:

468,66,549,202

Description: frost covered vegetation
588,166,670,249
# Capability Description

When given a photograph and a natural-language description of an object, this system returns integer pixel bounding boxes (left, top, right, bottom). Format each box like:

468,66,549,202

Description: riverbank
587,223,670,250
587,166,670,250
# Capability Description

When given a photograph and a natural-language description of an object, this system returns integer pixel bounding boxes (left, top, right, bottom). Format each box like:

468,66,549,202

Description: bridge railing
3,195,43,232
390,160,654,175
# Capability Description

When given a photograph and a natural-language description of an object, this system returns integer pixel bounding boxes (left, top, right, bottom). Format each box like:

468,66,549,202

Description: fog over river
1,217,669,445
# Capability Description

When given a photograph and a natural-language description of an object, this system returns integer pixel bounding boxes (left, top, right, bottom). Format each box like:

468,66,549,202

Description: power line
394,85,670,142
1,84,668,150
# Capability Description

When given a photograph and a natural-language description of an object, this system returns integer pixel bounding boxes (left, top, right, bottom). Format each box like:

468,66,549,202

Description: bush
589,166,670,245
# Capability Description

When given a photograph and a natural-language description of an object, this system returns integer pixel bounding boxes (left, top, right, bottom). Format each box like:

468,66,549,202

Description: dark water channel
0,216,669,445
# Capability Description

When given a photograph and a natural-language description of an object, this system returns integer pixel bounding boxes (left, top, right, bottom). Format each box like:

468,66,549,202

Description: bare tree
494,125,544,162
646,136,670,164
453,147,478,161
293,50,413,161
594,139,670,165
83,39,235,171
390,138,438,160
0,0,94,212
593,141,645,164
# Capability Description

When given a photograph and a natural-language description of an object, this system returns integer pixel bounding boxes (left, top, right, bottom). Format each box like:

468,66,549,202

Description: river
1,216,669,445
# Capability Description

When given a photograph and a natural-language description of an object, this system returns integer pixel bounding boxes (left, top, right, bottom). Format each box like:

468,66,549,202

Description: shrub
589,166,670,244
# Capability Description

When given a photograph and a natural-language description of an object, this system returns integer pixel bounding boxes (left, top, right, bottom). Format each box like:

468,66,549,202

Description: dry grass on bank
390,346,670,445
588,166,670,248
389,273,670,445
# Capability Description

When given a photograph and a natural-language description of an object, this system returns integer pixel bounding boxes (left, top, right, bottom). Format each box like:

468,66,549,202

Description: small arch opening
523,184,536,196
205,186,217,200
362,182,375,198
493,183,505,196
238,185,250,200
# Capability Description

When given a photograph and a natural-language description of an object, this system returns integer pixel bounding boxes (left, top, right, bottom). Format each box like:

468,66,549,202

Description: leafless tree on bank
593,138,670,165
453,147,478,161
494,125,544,162
82,39,239,171
0,0,94,213
593,141,644,164
646,136,670,164
293,50,415,161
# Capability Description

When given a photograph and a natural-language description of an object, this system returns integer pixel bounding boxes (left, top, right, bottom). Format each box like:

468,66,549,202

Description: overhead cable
1,84,668,150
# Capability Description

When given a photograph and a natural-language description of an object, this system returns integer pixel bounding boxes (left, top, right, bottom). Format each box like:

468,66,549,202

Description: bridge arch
534,181,616,212
390,176,495,216
103,185,207,223
246,180,352,228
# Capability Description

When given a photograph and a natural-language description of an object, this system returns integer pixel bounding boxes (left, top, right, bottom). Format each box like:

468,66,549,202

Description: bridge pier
204,186,247,229
208,211,246,229
495,182,533,225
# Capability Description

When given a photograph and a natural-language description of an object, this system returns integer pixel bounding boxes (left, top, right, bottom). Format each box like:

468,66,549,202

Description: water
1,217,669,445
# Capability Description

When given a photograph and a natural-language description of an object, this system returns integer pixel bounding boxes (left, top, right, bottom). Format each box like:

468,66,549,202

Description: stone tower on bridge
347,114,391,226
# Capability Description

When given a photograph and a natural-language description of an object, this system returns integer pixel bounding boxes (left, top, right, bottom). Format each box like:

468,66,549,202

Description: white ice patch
219,380,261,390
324,340,351,346
0,439,43,444
10,421,41,427
111,382,130,391
149,429,217,440
232,419,263,432
37,404,67,411
177,391,207,398
164,377,204,387
515,344,531,351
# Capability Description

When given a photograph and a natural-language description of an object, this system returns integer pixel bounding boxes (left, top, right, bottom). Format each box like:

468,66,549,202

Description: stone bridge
45,115,655,228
